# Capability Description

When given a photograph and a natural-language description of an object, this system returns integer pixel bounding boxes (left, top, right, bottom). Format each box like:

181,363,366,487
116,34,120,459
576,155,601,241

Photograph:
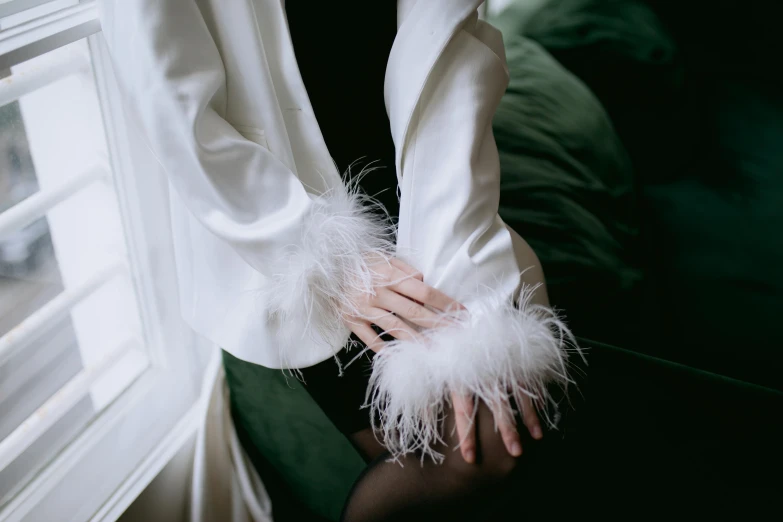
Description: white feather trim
263,180,395,366
365,283,579,463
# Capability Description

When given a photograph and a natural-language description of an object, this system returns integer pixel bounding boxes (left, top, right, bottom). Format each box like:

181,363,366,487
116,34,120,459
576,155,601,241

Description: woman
99,0,576,519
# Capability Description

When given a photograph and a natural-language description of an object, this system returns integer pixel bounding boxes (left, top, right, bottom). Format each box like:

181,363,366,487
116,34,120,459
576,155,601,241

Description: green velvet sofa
224,1,783,519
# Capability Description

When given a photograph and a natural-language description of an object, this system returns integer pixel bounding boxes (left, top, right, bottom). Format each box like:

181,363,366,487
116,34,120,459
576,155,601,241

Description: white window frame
0,2,210,520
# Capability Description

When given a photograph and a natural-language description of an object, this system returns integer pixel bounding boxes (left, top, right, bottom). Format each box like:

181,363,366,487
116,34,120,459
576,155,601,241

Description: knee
478,446,519,483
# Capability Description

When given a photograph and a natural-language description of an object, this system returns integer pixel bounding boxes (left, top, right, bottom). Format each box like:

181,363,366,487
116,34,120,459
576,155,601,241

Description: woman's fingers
364,307,419,341
389,258,424,281
390,277,465,314
452,392,476,464
374,289,441,328
494,399,523,457
347,320,386,352
371,258,461,313
520,395,543,440
346,257,466,349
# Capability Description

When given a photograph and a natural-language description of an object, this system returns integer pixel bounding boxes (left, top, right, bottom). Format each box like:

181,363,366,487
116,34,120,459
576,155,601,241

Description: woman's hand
452,392,543,464
453,236,549,463
344,258,464,352
346,255,544,463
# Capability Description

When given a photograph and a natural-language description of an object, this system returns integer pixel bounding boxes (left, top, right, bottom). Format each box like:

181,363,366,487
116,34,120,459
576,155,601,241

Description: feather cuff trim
365,284,578,462
264,183,395,362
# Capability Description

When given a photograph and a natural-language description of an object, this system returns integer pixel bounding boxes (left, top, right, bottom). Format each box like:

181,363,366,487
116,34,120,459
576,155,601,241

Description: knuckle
366,293,380,307
381,316,398,330
390,318,406,331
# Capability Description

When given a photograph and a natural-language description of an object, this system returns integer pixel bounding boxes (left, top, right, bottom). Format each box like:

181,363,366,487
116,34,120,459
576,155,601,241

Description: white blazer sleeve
99,0,392,347
368,0,577,461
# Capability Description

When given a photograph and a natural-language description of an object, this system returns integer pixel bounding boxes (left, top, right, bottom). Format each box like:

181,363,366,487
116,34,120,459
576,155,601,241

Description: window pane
0,37,149,507
0,103,60,332
0,1,80,29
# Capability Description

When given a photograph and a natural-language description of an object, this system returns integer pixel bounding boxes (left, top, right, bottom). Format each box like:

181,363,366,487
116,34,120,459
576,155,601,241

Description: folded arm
369,0,576,462
99,0,393,349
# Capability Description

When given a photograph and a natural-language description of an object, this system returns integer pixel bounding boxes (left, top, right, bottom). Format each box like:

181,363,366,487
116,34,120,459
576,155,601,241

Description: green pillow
492,0,689,186
494,34,641,346
495,1,783,388
642,80,783,390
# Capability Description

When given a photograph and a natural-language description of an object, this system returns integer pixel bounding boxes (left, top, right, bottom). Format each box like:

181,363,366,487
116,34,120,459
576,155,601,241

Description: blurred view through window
0,3,149,510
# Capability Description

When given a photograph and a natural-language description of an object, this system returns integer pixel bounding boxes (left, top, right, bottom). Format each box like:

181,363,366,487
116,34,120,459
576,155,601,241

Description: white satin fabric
389,0,522,308
99,0,525,370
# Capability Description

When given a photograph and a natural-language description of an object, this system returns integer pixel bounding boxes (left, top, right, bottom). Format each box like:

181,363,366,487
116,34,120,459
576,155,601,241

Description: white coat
99,0,573,502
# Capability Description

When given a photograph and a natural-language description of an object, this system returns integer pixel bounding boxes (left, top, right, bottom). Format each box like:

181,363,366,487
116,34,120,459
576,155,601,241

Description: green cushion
515,338,783,515
495,0,783,388
225,340,783,518
641,80,783,389
494,34,641,346
223,351,364,521
493,0,689,187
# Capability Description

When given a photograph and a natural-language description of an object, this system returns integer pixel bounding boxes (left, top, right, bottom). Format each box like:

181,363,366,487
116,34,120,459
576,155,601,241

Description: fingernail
464,450,475,463
510,442,522,457
533,426,543,439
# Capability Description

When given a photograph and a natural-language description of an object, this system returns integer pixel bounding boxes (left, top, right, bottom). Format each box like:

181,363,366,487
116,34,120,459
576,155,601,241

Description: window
0,2,208,520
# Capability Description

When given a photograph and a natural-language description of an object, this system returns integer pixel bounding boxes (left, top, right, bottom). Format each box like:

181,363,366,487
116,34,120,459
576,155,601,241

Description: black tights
340,401,521,522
